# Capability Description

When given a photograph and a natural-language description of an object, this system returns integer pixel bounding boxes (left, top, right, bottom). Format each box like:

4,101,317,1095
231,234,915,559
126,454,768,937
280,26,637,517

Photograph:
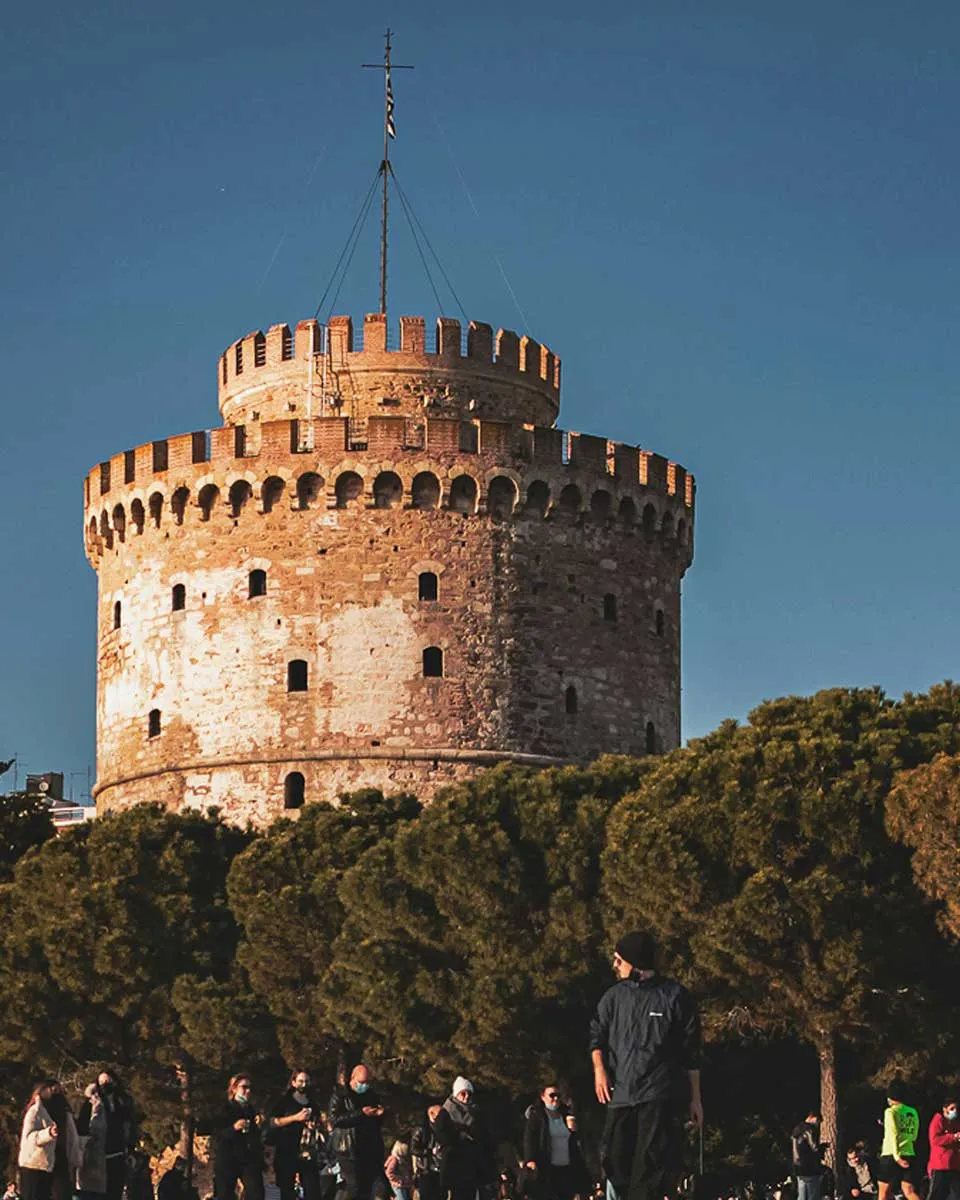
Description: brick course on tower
84,312,695,825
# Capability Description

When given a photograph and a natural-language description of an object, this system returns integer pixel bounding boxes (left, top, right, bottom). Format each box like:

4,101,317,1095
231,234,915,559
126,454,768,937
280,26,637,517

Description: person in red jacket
928,1098,960,1200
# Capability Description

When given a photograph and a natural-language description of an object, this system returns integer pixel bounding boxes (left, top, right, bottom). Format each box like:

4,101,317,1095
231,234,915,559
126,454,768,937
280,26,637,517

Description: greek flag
386,70,396,138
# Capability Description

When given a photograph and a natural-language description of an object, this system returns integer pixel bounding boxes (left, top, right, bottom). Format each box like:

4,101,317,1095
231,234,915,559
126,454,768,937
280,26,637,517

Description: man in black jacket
328,1065,388,1200
589,931,701,1200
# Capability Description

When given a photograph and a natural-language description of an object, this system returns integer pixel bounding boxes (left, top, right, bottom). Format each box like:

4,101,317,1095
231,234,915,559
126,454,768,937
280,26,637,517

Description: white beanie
452,1076,474,1096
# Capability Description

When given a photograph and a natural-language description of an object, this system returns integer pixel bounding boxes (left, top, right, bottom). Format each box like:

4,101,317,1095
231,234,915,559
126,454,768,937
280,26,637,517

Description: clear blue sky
3,1,959,798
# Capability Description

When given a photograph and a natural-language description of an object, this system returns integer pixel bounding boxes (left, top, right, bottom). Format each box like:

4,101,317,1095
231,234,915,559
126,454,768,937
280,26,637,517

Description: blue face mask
545,1102,560,1112
353,1082,370,1095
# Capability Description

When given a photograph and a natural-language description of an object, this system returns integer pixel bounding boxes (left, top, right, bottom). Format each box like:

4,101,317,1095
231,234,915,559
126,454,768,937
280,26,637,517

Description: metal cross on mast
363,30,415,318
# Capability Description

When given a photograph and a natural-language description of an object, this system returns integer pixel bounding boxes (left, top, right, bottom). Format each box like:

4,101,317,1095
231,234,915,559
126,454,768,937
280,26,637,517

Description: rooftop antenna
363,30,414,319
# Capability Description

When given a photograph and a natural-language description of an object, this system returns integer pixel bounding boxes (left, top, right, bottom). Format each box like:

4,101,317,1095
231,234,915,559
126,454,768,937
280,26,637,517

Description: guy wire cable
392,170,468,325
314,168,382,320
392,170,445,316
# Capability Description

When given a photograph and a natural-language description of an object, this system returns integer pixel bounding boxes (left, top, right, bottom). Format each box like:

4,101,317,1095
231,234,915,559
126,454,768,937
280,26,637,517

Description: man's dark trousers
602,1099,686,1200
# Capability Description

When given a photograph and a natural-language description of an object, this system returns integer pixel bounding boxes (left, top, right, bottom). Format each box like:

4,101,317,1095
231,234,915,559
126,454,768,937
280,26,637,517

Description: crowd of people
790,1085,960,1200
7,931,700,1200
17,932,953,1200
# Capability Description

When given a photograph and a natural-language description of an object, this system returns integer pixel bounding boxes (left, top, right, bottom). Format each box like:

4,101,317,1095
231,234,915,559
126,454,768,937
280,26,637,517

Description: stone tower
84,311,695,825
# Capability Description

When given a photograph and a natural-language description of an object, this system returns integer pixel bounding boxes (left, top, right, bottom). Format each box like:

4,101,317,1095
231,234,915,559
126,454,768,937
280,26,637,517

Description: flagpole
364,31,413,322
379,29,391,317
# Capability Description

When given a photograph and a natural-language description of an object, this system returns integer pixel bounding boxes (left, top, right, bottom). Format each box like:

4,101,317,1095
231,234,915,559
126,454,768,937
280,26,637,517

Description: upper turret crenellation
217,314,561,429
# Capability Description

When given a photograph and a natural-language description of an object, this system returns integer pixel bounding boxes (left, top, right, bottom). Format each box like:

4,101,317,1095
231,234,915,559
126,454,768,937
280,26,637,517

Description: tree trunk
176,1061,195,1190
817,1032,839,1173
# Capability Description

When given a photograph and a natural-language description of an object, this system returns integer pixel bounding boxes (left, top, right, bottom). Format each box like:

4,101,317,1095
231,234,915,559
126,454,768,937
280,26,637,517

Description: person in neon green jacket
876,1081,921,1200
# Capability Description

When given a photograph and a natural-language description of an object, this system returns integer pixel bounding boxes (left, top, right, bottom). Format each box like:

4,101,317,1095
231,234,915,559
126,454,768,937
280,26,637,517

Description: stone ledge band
92,747,571,799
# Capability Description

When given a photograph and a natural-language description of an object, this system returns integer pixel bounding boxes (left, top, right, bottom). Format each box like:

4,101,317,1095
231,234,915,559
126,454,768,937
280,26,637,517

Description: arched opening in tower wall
419,572,438,602
335,471,364,509
284,771,305,809
373,471,403,509
411,472,440,511
287,660,308,692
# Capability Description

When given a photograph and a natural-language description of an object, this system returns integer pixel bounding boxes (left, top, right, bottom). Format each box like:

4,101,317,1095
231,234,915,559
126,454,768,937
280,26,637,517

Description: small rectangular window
124,450,136,484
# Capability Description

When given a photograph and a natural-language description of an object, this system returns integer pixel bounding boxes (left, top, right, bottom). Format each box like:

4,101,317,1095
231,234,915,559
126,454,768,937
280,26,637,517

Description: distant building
23,771,95,829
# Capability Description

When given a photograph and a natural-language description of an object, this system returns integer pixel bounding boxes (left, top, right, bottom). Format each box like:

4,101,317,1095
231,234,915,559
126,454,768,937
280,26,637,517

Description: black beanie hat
615,931,657,970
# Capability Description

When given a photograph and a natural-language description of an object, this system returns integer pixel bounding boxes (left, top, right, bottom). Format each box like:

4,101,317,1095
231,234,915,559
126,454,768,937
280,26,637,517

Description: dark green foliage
888,752,960,940
226,788,422,1069
0,805,254,1150
320,758,651,1097
0,791,55,881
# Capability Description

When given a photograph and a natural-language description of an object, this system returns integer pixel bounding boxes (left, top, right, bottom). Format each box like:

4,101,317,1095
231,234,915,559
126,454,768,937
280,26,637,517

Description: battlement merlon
217,315,561,429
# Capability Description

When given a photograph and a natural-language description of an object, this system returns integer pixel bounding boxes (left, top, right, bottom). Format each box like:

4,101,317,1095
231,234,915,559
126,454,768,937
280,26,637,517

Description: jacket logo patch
650,1012,664,1016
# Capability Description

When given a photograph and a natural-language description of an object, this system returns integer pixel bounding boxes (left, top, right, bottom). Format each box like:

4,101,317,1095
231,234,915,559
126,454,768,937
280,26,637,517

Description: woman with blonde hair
212,1075,264,1200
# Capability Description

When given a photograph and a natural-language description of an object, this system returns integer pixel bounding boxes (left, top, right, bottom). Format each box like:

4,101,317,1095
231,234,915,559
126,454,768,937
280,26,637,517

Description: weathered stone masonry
84,313,695,825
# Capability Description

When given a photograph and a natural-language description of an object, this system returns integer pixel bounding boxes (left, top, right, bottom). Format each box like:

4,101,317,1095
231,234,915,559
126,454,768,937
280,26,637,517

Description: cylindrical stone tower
84,312,695,825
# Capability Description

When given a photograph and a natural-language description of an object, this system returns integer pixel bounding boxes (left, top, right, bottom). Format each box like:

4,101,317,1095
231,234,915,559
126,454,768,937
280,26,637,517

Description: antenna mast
363,30,414,318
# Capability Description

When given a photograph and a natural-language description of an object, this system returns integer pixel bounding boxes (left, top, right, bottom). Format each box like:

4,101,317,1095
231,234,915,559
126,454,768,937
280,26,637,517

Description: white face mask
947,1109,958,1121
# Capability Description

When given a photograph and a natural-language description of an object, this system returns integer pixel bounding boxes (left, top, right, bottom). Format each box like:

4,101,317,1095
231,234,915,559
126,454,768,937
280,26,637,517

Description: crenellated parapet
84,416,695,566
217,314,561,429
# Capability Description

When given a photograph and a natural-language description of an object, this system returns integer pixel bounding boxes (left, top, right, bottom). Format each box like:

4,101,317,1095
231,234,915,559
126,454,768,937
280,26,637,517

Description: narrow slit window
148,709,161,739
284,771,305,810
603,594,617,622
565,685,578,715
418,572,438,602
172,584,186,612
646,721,657,754
656,609,665,638
249,569,267,598
287,660,308,692
113,600,122,630
422,646,443,677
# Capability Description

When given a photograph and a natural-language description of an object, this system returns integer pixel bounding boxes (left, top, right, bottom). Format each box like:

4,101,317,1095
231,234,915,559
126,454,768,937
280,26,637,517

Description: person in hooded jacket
19,1081,81,1200
212,1074,265,1200
434,1077,496,1200
76,1083,109,1200
589,932,701,1200
928,1098,960,1200
521,1087,587,1200
328,1065,388,1200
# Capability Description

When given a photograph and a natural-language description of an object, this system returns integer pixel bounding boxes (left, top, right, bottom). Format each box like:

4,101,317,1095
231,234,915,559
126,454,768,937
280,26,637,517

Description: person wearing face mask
270,1070,321,1200
927,1098,960,1200
434,1077,496,1200
521,1086,587,1200
212,1075,265,1200
589,931,701,1200
328,1065,388,1200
